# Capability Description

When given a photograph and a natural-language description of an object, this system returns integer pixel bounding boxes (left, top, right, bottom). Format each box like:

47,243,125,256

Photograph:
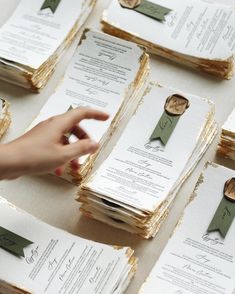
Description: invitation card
139,162,235,294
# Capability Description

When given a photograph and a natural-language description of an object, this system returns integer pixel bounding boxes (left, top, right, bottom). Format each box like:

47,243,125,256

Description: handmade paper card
79,82,217,238
28,29,149,183
0,197,136,294
139,162,235,294
102,0,235,78
0,0,89,69
84,83,214,212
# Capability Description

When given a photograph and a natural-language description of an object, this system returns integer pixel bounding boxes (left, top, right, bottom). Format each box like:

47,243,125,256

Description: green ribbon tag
150,112,179,145
150,94,190,145
207,198,235,238
134,0,171,21
40,0,61,13
0,226,33,257
207,178,235,238
119,0,171,22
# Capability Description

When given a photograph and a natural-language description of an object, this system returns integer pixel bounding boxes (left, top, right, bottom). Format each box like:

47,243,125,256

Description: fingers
70,159,80,170
55,166,65,177
56,108,109,132
54,159,80,177
64,138,99,158
71,125,90,140
61,135,69,145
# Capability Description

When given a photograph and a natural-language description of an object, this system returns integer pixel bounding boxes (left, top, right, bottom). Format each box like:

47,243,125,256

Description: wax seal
118,0,141,9
164,94,189,116
224,178,235,202
149,94,189,145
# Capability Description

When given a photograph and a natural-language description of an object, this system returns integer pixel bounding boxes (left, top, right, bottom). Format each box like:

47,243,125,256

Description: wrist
0,142,25,180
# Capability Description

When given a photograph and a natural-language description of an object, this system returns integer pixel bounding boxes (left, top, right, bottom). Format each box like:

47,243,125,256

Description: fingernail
55,168,62,177
71,159,80,170
89,140,99,150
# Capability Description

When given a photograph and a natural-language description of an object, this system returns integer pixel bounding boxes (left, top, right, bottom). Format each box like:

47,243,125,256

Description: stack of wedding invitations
0,0,97,91
0,98,11,138
28,29,149,184
139,162,235,293
217,108,235,161
78,82,217,238
102,0,235,79
0,197,137,294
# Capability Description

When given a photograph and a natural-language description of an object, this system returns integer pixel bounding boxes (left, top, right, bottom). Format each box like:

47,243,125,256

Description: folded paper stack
0,197,137,294
0,0,96,91
78,83,217,239
0,98,11,138
28,29,149,184
139,162,235,293
102,0,235,79
217,108,235,161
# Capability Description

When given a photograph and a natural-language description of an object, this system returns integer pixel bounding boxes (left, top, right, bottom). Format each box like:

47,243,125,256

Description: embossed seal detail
118,0,141,9
224,178,235,202
164,94,189,116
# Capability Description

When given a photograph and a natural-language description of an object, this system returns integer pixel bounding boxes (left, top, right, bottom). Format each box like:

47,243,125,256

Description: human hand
0,108,109,180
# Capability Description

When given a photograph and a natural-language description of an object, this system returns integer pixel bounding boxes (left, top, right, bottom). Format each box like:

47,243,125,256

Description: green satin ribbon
150,112,180,145
134,0,171,22
207,197,235,238
0,226,33,257
41,0,61,13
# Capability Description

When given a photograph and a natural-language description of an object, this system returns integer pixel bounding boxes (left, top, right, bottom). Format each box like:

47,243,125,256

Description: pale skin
0,108,109,180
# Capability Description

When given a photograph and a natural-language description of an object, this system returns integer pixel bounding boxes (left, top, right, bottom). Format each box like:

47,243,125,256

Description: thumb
64,139,99,158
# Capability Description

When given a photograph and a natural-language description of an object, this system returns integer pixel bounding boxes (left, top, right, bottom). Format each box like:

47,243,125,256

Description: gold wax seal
165,94,190,116
224,178,235,202
118,0,141,9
